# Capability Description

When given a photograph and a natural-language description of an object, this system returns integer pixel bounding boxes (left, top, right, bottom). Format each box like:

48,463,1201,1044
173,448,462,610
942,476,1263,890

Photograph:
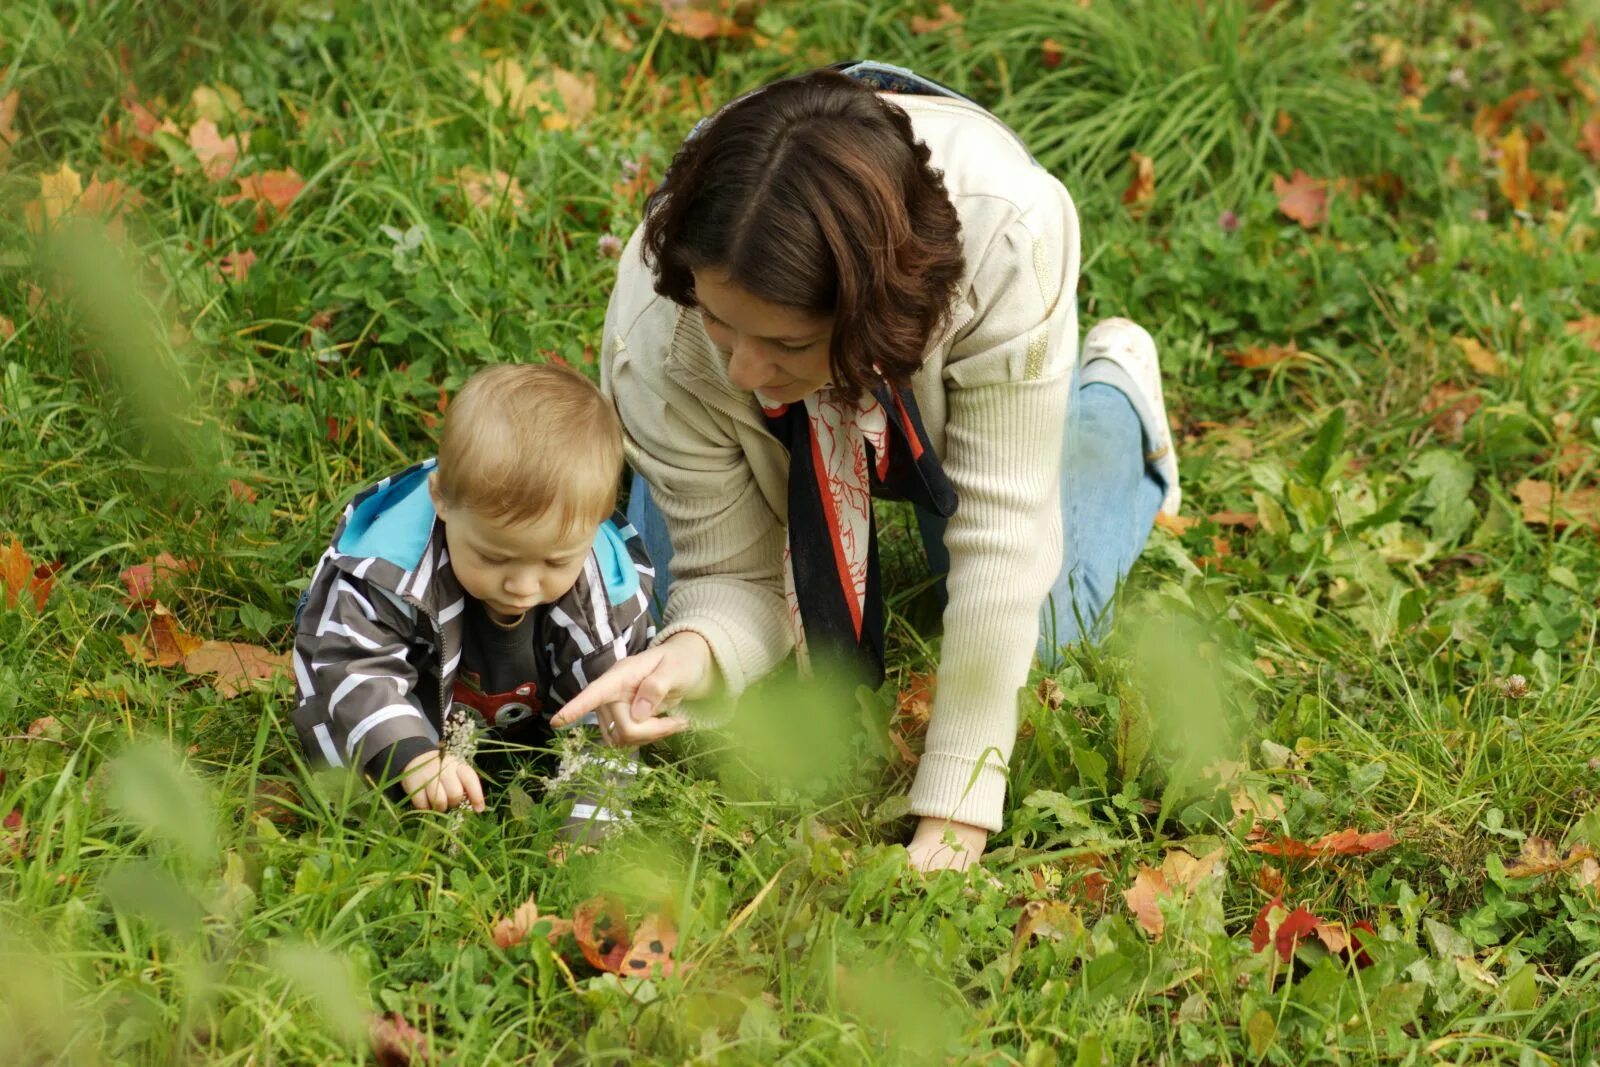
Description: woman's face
692,267,835,406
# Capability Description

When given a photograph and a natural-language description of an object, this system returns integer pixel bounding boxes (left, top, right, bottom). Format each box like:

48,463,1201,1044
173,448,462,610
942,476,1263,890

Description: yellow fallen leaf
1453,335,1503,376
24,163,84,232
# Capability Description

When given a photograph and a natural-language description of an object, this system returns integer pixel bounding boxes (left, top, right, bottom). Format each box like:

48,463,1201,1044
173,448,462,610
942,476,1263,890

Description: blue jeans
627,382,1165,666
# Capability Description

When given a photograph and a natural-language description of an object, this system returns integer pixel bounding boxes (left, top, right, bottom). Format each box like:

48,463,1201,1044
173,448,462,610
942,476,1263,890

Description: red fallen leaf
1226,341,1301,369
1273,170,1329,228
618,911,681,977
1209,510,1260,530
491,894,574,950
120,553,197,608
1248,828,1398,862
909,2,963,34
894,670,936,736
368,1012,429,1067
1503,835,1596,879
572,893,631,973
3,809,25,859
222,168,305,216
1,537,59,612
218,249,257,282
1041,39,1064,70
1064,854,1110,906
120,605,205,668
1122,151,1155,217
182,640,290,698
228,479,258,503
1515,478,1600,532
1250,898,1321,962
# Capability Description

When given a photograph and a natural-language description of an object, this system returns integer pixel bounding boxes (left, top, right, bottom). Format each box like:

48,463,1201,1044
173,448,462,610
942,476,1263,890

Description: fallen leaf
468,60,597,130
1256,863,1287,896
1473,87,1539,141
1453,335,1503,376
368,1012,429,1067
1497,126,1535,211
1121,848,1225,938
1,537,58,612
1579,117,1600,163
120,606,204,668
1579,857,1599,891
665,4,747,41
251,778,299,826
1249,898,1320,962
1041,39,1064,69
182,640,290,697
1515,478,1600,532
190,84,249,124
24,163,84,232
1010,899,1082,967
1209,510,1260,530
218,249,258,282
1230,786,1286,824
1423,383,1482,440
1155,511,1199,535
452,166,525,213
228,479,258,504
0,90,20,169
3,809,25,859
618,911,682,977
1503,835,1596,879
572,893,631,973
910,2,964,34
187,119,248,182
1226,342,1301,369
1247,827,1397,862
222,168,305,216
1567,314,1600,352
894,671,936,735
1122,151,1155,217
491,894,574,950
120,553,197,607
1273,170,1329,228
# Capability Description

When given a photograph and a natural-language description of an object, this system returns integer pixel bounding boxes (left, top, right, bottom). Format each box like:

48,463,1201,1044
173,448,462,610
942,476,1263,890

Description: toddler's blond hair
437,362,623,532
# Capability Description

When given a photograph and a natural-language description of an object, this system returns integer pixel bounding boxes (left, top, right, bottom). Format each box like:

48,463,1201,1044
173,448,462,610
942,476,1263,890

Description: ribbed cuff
907,750,1010,832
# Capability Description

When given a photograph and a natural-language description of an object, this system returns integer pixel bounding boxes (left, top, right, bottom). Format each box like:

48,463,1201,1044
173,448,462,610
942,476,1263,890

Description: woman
553,62,1180,872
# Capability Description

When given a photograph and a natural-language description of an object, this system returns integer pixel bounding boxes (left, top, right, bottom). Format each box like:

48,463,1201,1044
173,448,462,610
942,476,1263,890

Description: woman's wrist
663,629,717,699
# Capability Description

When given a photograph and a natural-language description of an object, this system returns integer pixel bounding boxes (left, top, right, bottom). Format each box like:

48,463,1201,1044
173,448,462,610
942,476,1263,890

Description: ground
2,1,1600,1063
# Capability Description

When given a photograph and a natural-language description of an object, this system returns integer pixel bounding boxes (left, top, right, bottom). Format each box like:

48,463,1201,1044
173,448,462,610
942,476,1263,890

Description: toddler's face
431,482,594,621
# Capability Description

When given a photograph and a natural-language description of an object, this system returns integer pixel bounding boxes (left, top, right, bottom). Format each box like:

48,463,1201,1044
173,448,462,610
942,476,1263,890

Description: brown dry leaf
1515,478,1600,532
537,67,598,131
1579,117,1600,163
665,4,747,41
618,912,682,977
182,640,290,697
1231,786,1286,824
1472,87,1539,141
1,537,57,613
1256,863,1287,897
1503,835,1596,879
453,166,525,213
572,894,631,973
1579,857,1599,891
1567,314,1600,352
0,90,20,170
218,249,258,283
251,779,299,826
1453,335,1503,376
121,607,204,668
1248,828,1398,862
1122,151,1154,217
1497,127,1535,211
1273,170,1329,228
1313,918,1352,955
1041,39,1064,70
1209,510,1260,530
1423,383,1482,440
1274,110,1293,137
1121,848,1225,938
0,316,13,341
24,163,84,232
368,1012,429,1067
1155,511,1199,535
229,478,258,503
894,671,936,735
3,809,25,860
187,119,248,182
1010,900,1083,966
491,894,574,950
910,2,963,34
120,553,197,607
222,168,305,216
1226,342,1301,370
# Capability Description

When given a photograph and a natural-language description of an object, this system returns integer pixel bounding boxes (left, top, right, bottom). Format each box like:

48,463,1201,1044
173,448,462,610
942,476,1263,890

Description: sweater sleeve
907,185,1080,832
602,270,793,696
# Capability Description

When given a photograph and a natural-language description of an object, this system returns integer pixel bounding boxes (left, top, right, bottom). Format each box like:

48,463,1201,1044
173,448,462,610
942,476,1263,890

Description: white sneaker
1081,318,1182,516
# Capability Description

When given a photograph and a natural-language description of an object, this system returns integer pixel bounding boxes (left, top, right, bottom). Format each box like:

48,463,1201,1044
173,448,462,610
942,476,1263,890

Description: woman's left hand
906,816,989,873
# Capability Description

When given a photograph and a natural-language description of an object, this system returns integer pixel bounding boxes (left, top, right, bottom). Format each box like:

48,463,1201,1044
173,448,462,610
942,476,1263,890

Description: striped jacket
291,459,655,780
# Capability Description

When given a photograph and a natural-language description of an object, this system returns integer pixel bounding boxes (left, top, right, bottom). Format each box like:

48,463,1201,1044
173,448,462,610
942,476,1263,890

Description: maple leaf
1247,827,1397,862
618,912,682,977
120,553,197,608
0,90,19,170
910,2,963,34
182,640,290,698
894,671,936,735
1,537,58,612
1567,314,1600,352
1154,511,1199,535
1226,341,1301,369
491,893,574,950
1273,170,1328,228
187,119,249,182
368,1012,429,1067
1453,335,1503,376
218,249,258,283
1209,510,1260,530
452,166,525,213
1422,383,1482,441
223,168,305,218
24,163,84,232
1249,898,1320,962
1472,87,1539,141
1497,127,1535,211
664,3,747,41
572,894,632,973
120,606,204,668
1121,848,1225,938
1010,900,1083,970
1122,151,1155,217
228,479,258,503
536,67,598,131
1515,479,1600,532
1502,835,1597,879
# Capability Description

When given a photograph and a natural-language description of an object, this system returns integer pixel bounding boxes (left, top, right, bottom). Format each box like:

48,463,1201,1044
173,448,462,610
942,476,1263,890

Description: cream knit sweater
601,93,1153,831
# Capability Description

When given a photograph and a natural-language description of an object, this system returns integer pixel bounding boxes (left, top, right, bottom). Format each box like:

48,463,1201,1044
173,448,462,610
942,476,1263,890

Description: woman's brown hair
640,69,965,397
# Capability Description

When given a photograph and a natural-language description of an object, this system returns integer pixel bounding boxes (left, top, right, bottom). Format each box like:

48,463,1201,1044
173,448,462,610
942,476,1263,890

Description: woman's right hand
550,631,714,746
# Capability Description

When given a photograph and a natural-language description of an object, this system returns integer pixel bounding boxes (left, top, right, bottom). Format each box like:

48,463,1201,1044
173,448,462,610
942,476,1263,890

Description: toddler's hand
400,750,485,813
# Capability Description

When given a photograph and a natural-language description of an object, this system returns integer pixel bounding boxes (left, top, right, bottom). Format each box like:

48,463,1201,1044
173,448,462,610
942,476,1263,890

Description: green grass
4,0,1600,1062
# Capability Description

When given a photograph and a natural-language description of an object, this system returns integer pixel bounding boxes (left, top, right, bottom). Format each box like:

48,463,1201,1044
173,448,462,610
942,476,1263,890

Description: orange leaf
1248,827,1397,862
1515,478,1600,532
1226,341,1301,369
1155,511,1199,535
1273,169,1328,228
894,670,936,735
1122,151,1155,216
182,640,290,698
910,2,964,34
617,912,681,977
1502,835,1596,879
1453,335,1503,376
491,894,573,950
1,537,57,612
1579,117,1600,163
121,607,204,668
571,894,631,973
1497,127,1535,211
1209,510,1260,530
187,119,248,182
222,168,304,215
1041,39,1064,70
228,479,258,503
218,249,258,282
120,553,197,608
0,90,19,169
1121,848,1224,938
665,5,747,41
1567,314,1600,352
1472,87,1539,141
